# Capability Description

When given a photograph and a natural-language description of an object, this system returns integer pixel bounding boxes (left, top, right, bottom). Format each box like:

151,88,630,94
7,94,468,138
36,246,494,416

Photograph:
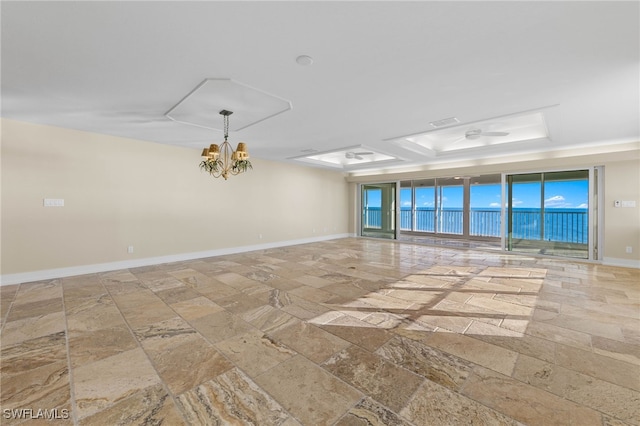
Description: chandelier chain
223,114,229,141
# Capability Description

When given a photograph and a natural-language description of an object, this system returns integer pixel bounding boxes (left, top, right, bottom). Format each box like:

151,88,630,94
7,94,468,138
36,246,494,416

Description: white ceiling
2,1,638,173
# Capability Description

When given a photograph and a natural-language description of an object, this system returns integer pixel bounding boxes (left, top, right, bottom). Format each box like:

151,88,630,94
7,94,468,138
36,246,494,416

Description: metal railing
383,207,588,243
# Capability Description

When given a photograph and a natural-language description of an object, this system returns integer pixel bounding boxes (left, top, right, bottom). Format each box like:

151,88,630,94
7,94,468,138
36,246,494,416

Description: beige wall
603,159,640,261
2,118,638,281
1,119,350,276
347,144,640,267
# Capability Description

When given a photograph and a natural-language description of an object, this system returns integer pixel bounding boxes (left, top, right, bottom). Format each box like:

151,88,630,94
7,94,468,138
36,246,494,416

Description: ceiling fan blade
480,131,509,137
450,136,468,144
355,155,364,160
354,151,374,155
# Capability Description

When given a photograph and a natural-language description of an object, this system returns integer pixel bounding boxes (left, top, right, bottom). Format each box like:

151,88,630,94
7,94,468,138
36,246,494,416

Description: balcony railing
365,207,588,243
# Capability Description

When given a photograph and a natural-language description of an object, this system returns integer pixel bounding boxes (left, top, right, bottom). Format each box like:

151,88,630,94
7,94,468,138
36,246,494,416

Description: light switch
43,198,64,207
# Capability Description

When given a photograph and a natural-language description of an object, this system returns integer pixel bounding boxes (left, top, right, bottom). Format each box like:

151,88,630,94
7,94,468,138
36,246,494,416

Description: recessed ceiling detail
390,110,551,156
165,78,292,131
429,117,460,128
290,145,402,169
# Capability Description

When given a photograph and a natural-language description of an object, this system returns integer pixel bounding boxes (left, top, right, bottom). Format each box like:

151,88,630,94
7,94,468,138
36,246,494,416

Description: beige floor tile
177,368,299,425
336,397,412,426
215,330,296,377
278,293,331,320
254,356,361,425
65,295,125,333
73,348,161,419
142,275,185,292
414,311,474,334
195,279,241,300
5,297,63,322
401,378,519,425
190,310,254,343
591,334,640,365
462,366,603,425
214,292,267,314
555,343,640,392
288,285,338,304
68,327,138,367
1,311,66,347
524,320,593,350
424,330,519,376
513,354,639,423
319,315,393,352
12,280,63,305
467,295,534,317
170,295,224,320
465,321,557,363
1,330,70,415
376,335,474,390
323,345,424,412
271,320,351,363
119,299,176,328
215,272,260,290
154,285,201,304
79,384,186,426
533,309,626,341
241,305,300,334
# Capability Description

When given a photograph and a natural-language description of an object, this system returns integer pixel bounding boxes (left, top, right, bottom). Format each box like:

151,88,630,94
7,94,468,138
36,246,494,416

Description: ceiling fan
345,151,374,160
465,129,510,139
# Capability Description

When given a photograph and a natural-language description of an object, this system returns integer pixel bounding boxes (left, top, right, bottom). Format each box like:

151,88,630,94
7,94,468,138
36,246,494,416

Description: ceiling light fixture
199,110,252,180
296,55,313,66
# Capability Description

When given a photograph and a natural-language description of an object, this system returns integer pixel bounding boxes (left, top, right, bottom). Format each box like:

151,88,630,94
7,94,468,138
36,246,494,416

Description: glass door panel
362,187,382,229
470,175,502,237
437,178,463,235
507,173,542,250
506,171,589,258
414,179,435,232
542,170,589,258
400,181,412,231
361,183,396,239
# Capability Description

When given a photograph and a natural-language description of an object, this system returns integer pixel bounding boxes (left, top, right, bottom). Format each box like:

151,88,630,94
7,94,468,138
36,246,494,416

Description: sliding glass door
506,170,590,258
400,179,437,233
400,175,502,239
365,168,599,261
361,183,396,239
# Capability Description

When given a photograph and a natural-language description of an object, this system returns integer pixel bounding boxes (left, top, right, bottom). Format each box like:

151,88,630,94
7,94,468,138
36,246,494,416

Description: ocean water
364,207,588,244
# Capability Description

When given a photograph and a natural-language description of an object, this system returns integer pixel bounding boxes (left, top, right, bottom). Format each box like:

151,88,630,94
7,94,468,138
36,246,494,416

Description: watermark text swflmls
3,408,70,420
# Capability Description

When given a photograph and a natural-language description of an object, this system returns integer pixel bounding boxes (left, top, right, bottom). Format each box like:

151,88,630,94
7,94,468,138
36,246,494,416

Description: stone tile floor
1,238,638,425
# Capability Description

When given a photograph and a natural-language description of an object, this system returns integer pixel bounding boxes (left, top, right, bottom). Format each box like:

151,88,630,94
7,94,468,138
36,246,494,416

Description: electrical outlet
626,246,633,254
127,246,134,254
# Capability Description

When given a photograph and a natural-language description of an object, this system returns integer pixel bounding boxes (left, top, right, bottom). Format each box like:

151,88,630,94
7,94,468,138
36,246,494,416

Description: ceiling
2,1,639,174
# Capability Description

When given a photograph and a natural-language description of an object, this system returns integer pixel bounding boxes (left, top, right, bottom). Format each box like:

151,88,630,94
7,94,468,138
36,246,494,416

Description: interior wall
602,160,640,262
1,119,350,276
347,145,640,267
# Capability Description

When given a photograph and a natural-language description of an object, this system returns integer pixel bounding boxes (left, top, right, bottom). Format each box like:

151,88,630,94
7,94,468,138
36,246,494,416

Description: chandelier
199,110,252,180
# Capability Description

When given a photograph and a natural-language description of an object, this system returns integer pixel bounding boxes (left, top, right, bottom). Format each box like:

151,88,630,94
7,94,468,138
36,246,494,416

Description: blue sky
370,180,589,209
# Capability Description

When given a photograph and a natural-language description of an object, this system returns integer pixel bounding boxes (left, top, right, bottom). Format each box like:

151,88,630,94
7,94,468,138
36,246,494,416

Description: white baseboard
0,234,353,286
602,257,640,269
